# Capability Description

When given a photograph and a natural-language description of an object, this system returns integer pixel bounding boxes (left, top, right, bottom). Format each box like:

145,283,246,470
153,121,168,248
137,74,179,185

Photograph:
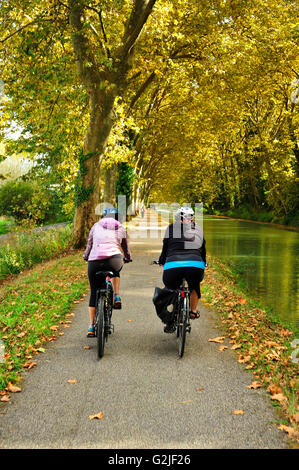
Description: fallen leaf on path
231,344,242,350
67,379,78,384
247,381,262,390
267,384,282,395
219,345,227,351
0,395,10,402
196,387,204,392
280,328,292,337
238,355,251,363
84,345,90,350
233,410,244,415
265,340,279,347
127,320,132,322
277,424,298,439
6,383,21,393
23,361,37,369
271,393,287,403
208,336,225,343
177,400,193,404
89,412,104,420
49,326,58,331
238,297,247,305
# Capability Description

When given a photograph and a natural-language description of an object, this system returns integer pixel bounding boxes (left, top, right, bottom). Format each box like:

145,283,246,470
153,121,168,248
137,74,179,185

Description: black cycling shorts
162,267,204,298
88,255,123,307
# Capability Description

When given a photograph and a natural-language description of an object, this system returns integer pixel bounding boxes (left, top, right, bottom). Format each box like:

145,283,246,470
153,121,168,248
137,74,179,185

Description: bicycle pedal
186,325,192,333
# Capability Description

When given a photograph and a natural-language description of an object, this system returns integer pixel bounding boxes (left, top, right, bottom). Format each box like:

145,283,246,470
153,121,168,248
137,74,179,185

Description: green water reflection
202,216,299,328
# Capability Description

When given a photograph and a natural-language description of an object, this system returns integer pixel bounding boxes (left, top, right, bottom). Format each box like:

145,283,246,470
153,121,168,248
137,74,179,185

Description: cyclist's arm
83,226,94,261
158,226,170,265
201,237,207,264
121,232,132,261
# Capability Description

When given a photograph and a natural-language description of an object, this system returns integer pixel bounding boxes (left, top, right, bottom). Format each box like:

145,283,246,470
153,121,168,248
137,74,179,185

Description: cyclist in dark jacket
158,206,206,332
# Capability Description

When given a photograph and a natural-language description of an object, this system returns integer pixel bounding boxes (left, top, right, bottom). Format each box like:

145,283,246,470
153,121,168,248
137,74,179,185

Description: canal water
202,216,299,329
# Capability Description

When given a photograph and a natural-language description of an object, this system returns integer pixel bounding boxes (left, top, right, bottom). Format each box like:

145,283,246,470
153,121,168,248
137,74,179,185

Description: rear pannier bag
152,287,177,324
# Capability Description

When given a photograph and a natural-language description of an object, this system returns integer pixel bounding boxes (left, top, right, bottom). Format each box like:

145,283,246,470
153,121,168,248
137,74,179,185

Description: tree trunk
69,0,157,247
103,164,117,206
72,85,117,248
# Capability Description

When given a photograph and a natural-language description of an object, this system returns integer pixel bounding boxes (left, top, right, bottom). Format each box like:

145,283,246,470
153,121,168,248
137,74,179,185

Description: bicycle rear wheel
96,296,105,359
178,296,189,358
105,286,113,337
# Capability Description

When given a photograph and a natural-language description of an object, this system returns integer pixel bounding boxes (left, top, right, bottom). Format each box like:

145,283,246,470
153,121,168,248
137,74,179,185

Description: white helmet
175,206,194,221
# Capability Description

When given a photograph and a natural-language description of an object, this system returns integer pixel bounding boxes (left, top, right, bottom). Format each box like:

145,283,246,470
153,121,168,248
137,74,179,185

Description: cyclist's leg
111,276,120,295
112,275,122,308
184,267,204,318
99,255,123,309
162,268,182,332
87,260,102,336
162,267,182,290
190,291,199,316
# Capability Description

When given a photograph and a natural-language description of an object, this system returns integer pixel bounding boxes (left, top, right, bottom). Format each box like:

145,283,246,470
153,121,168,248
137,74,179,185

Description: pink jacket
83,218,132,261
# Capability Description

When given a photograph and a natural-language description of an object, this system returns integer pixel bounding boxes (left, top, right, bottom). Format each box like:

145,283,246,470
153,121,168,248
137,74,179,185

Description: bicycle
94,270,114,359
94,258,132,359
152,261,191,358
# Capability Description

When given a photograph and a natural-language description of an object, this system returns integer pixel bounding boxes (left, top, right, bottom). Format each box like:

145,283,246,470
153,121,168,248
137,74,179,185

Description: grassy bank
0,252,88,397
201,255,299,444
0,224,73,281
208,207,299,228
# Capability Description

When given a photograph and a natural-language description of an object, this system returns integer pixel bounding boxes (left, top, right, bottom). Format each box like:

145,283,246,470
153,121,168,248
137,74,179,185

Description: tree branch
120,0,157,60
69,1,101,85
0,17,44,44
85,4,111,59
129,71,156,110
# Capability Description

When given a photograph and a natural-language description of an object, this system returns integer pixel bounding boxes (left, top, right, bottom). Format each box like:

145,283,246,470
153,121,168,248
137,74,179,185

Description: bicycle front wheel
96,296,105,359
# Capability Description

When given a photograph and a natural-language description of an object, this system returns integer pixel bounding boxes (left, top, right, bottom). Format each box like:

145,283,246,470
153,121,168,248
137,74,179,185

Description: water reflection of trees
203,218,298,326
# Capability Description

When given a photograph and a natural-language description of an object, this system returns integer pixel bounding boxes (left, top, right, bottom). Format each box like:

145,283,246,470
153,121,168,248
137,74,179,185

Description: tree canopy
0,0,298,236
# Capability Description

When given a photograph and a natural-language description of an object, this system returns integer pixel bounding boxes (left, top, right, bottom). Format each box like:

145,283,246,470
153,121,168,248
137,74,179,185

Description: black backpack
152,287,178,324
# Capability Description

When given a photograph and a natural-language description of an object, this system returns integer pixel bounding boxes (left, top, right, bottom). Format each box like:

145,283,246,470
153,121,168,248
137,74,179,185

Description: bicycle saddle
95,270,114,278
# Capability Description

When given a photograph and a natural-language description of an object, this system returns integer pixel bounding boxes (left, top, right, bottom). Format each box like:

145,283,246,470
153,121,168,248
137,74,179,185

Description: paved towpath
0,214,289,449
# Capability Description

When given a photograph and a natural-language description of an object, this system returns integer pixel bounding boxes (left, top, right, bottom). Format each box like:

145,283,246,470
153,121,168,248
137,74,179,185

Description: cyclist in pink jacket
83,208,132,337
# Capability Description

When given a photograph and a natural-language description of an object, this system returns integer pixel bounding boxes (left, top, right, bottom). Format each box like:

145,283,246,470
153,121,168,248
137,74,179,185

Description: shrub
0,180,52,224
0,224,73,280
